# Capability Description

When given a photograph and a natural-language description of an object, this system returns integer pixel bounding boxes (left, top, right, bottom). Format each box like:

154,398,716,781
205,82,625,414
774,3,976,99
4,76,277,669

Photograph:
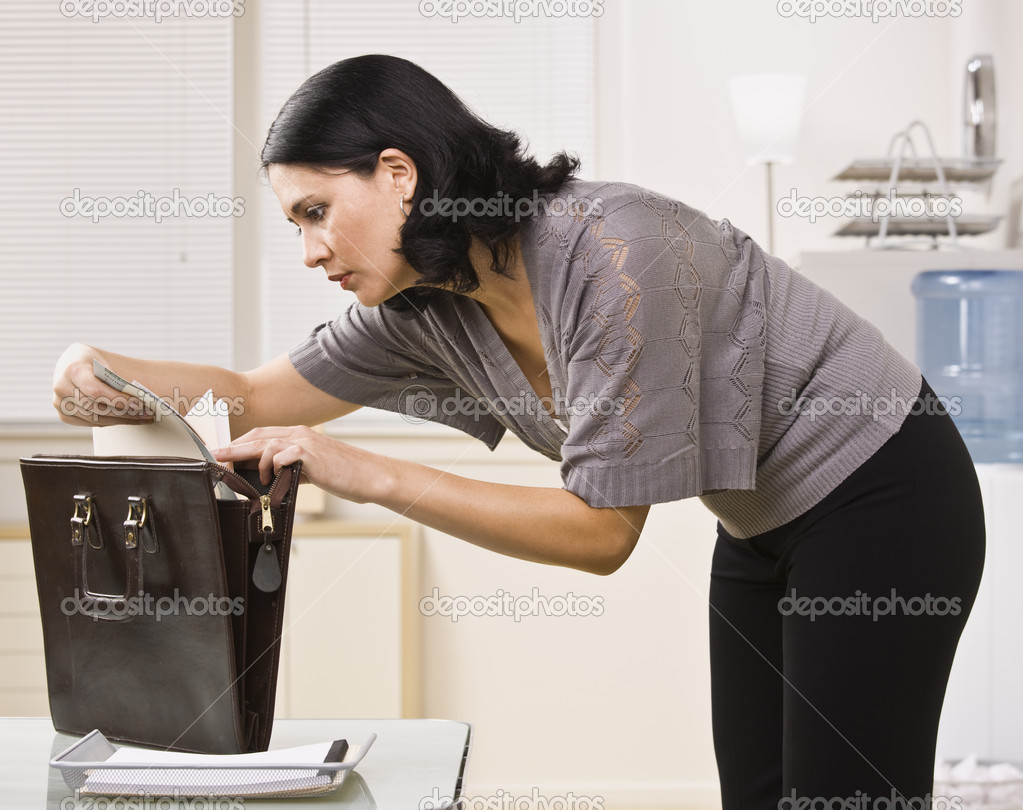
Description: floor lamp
727,73,806,256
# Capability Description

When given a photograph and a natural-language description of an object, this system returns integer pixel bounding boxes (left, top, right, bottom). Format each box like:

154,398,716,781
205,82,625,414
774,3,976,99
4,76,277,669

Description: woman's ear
377,148,417,202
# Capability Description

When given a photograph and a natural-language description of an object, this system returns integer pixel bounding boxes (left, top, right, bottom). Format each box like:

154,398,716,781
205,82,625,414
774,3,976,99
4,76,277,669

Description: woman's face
268,155,418,308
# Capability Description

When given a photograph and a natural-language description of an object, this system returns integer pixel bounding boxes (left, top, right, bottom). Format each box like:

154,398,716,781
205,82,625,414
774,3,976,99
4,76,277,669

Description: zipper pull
253,494,281,592
259,494,274,534
252,541,282,593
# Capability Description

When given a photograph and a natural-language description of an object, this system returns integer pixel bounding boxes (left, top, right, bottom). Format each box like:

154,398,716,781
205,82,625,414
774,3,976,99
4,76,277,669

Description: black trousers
709,379,986,808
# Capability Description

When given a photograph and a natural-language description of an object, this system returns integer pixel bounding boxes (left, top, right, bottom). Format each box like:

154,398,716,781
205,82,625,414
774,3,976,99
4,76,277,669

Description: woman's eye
292,206,325,237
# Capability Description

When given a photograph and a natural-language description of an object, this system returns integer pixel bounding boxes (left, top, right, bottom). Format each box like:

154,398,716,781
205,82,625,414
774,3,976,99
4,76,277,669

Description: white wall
595,0,1023,265
947,1,1023,249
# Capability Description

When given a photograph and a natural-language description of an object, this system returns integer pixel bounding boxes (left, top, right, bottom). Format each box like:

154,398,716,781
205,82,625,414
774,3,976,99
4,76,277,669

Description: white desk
0,717,472,809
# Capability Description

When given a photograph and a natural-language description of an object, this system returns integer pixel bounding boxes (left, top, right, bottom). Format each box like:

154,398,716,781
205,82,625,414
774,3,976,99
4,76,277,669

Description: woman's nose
302,232,330,268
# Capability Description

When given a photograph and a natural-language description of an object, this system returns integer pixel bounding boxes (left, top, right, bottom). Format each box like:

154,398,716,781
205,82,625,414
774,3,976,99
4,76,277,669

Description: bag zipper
216,464,298,594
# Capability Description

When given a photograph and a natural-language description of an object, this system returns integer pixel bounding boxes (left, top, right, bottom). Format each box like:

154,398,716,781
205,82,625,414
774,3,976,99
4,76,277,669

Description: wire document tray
51,729,376,799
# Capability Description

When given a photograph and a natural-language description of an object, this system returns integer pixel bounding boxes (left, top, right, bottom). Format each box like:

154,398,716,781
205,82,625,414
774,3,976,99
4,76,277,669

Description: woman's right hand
52,343,155,427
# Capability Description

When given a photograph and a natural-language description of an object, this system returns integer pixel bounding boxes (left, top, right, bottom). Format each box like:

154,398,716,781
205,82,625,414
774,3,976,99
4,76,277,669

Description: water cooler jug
912,269,1023,463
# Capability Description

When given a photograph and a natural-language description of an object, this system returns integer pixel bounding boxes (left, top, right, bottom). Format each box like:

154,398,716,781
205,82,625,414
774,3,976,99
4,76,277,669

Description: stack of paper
52,731,373,799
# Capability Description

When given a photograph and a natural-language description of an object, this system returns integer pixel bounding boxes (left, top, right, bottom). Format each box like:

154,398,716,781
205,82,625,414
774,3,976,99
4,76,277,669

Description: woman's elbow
582,514,645,576
557,501,649,575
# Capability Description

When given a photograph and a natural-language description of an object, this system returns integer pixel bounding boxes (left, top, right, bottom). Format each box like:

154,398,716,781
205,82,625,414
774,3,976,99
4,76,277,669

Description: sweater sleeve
556,196,763,508
288,301,507,449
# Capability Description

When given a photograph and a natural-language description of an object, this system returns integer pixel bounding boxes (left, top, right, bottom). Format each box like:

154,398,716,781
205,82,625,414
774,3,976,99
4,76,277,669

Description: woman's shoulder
531,179,732,249
524,179,742,286
520,180,757,344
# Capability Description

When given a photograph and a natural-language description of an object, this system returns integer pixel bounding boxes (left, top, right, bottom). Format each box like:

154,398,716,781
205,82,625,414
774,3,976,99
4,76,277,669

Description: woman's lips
329,273,353,289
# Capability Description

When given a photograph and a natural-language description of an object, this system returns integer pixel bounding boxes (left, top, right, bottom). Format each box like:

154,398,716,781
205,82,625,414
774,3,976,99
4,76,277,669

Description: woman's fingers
53,384,154,426
53,347,154,426
261,441,306,484
214,429,310,485
214,426,369,498
257,438,299,484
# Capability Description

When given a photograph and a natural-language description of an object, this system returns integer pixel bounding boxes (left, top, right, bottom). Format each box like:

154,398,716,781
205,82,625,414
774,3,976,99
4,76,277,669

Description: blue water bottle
912,269,1023,463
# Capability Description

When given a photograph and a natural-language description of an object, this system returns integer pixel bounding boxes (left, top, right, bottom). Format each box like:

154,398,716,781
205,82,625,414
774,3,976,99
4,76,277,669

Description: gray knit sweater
289,181,922,538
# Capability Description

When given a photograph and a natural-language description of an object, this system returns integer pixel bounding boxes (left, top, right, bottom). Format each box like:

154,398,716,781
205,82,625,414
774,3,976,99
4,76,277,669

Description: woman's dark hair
260,54,579,312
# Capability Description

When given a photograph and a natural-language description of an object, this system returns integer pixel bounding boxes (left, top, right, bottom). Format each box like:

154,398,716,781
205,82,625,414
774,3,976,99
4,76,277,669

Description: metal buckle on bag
124,496,157,553
70,495,101,549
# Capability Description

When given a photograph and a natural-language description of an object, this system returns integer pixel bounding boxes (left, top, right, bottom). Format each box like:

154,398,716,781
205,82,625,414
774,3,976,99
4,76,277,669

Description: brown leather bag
19,455,302,754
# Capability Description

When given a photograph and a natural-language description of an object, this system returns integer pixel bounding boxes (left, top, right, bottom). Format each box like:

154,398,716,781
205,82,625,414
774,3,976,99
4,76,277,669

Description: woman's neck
463,236,534,323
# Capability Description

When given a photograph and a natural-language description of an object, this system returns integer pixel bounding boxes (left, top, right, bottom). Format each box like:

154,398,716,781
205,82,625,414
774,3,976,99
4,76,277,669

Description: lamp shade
728,73,806,165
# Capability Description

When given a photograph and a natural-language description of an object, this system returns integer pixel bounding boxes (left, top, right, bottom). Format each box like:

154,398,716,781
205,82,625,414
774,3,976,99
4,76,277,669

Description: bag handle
69,494,157,622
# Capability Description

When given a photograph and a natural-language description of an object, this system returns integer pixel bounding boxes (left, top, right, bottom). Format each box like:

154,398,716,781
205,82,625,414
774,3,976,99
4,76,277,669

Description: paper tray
834,214,1002,237
51,729,376,799
833,157,1002,183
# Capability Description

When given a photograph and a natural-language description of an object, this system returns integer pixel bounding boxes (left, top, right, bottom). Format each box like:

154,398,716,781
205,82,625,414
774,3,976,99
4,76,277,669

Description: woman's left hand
212,425,390,503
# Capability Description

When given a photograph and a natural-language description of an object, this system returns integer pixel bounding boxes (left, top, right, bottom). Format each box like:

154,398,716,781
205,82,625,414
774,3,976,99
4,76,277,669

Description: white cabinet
0,533,48,716
794,249,1023,364
936,464,1023,761
274,521,421,719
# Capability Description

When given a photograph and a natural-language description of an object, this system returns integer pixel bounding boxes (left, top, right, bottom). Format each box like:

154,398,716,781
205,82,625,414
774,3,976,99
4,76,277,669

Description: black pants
709,379,986,808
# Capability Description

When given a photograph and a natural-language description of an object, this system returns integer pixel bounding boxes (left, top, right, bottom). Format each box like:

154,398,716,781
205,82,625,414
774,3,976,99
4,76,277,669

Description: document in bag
90,359,238,499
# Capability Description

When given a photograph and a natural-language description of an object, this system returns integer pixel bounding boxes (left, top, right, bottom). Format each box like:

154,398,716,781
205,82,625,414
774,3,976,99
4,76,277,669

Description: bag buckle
124,496,157,554
71,495,101,549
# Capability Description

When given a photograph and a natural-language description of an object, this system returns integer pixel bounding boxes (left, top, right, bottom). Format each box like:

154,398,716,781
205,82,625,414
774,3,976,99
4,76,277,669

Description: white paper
91,361,239,499
91,362,213,462
82,740,359,796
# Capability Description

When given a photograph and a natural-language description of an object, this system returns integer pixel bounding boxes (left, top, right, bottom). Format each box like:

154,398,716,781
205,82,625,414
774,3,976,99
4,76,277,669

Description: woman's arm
380,455,649,575
53,343,361,434
213,425,649,575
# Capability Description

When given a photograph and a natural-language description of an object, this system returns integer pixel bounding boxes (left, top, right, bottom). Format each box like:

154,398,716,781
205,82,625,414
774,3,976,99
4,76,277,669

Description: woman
53,54,984,806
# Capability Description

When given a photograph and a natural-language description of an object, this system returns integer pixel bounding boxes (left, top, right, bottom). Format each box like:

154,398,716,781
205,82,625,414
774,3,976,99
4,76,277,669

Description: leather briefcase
19,455,302,754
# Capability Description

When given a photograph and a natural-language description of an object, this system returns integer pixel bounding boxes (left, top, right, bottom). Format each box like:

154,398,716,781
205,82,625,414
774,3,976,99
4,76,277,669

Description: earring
399,193,409,217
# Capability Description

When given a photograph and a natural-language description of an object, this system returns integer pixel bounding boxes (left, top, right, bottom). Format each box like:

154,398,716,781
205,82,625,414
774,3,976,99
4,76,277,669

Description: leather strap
70,494,154,621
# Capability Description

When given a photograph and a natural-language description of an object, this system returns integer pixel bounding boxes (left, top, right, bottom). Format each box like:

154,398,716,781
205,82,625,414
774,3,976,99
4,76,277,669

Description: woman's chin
364,286,412,308
351,288,384,308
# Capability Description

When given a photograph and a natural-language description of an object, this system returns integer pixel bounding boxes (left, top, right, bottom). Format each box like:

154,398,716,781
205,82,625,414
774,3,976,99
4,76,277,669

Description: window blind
0,3,594,427
0,3,233,423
